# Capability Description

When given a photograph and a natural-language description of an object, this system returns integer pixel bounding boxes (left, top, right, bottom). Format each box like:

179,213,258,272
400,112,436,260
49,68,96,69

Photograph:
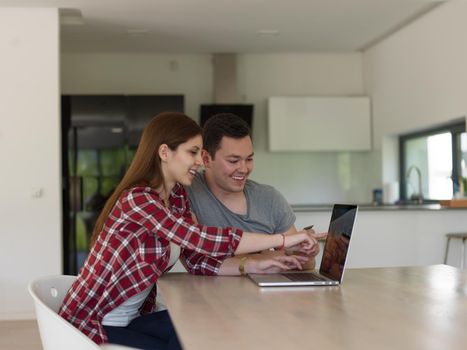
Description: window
399,120,466,202
458,132,467,192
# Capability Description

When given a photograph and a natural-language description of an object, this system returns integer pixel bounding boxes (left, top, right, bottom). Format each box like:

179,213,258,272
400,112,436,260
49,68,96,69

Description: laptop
248,204,358,287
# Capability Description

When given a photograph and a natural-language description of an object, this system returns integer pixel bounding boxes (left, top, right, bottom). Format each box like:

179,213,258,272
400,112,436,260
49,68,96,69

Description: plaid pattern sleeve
123,185,243,257
180,249,224,275
58,184,243,345
178,189,230,275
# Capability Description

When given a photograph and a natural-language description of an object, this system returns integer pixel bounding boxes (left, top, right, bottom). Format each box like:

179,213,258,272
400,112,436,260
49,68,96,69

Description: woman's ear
158,144,170,162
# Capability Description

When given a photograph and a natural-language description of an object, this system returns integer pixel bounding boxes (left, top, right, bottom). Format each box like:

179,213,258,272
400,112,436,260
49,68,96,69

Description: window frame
399,120,466,202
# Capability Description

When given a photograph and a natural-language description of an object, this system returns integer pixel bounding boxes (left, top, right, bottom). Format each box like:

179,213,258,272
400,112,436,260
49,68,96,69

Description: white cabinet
268,96,371,151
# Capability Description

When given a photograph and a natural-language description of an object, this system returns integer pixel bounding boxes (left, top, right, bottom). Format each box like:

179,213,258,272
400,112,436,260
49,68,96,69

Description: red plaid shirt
59,184,242,344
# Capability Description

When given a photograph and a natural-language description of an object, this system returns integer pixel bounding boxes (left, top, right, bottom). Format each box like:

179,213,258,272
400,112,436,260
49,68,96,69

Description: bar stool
444,233,467,269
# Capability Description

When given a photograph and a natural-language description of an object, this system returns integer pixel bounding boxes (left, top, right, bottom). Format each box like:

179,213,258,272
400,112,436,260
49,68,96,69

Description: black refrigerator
62,95,184,275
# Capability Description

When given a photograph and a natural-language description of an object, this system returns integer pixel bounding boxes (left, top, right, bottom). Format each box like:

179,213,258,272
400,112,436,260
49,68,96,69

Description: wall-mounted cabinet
268,96,371,151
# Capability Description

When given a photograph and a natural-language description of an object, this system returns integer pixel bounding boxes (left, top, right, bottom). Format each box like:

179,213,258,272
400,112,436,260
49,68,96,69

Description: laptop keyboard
282,272,328,282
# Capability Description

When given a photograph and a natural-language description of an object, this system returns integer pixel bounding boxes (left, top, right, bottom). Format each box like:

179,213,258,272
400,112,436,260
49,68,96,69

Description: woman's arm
122,187,316,258
122,188,242,257
234,231,316,255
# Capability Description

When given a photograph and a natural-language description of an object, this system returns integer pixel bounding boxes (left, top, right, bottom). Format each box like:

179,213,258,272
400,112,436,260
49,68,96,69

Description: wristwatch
239,256,248,276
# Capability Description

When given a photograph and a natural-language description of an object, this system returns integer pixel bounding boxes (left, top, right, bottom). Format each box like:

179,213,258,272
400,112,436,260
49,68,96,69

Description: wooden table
158,265,467,350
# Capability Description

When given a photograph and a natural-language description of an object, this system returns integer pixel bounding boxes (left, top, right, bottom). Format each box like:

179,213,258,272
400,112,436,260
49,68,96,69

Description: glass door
67,124,128,272
62,94,184,274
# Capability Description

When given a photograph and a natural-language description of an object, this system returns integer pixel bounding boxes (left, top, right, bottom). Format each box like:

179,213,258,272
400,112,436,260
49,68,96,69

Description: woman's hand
245,253,309,274
283,230,319,255
286,229,328,258
303,226,328,242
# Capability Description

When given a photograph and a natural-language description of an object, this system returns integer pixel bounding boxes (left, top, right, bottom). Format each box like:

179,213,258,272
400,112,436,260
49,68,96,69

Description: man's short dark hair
202,113,251,158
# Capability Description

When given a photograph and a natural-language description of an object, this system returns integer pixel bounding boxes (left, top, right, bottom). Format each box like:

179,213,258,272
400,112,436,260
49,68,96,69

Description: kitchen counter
292,205,467,269
170,201,467,274
291,203,467,212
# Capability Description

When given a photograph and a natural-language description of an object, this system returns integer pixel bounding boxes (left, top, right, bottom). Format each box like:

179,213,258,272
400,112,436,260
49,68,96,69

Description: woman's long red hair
90,112,202,246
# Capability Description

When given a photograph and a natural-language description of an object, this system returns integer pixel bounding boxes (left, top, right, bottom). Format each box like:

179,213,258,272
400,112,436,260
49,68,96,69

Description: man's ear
158,144,170,162
202,149,212,167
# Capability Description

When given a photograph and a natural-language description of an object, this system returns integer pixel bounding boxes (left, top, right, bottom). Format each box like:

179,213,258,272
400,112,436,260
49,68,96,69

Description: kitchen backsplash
250,149,382,205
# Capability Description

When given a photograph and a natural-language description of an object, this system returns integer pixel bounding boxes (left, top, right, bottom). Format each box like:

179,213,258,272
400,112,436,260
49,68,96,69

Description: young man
184,113,322,275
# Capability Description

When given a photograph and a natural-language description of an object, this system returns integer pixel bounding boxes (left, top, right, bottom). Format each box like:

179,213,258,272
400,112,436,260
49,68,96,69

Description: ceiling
0,0,446,53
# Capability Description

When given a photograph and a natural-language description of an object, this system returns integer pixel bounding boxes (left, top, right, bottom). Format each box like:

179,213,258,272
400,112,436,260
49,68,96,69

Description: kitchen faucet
405,165,423,204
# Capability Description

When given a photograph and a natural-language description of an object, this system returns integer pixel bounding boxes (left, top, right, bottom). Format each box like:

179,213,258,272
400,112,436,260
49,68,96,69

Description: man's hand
245,253,309,274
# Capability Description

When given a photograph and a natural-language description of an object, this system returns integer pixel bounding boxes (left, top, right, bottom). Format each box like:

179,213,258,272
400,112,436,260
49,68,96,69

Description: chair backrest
28,275,100,350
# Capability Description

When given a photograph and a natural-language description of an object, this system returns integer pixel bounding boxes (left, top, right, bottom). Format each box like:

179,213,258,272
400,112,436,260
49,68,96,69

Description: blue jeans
103,311,183,350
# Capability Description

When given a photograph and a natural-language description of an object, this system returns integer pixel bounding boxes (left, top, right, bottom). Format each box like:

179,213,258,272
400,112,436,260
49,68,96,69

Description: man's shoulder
185,172,216,210
245,179,295,230
245,179,282,198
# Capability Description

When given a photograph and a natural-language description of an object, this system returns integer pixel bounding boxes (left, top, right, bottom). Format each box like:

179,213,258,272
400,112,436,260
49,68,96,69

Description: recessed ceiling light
256,29,280,36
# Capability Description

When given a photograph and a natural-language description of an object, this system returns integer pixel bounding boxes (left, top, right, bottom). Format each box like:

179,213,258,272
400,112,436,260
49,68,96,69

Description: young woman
59,112,316,350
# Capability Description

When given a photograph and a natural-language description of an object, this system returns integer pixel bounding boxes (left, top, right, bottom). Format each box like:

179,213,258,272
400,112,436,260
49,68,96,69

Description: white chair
444,232,467,269
28,275,100,350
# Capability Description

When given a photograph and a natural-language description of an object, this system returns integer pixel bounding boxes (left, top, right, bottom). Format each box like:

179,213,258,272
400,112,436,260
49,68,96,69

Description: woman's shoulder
119,185,161,203
119,183,187,208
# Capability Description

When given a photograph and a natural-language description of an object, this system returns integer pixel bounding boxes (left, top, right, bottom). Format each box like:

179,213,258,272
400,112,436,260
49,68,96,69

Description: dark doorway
62,95,184,274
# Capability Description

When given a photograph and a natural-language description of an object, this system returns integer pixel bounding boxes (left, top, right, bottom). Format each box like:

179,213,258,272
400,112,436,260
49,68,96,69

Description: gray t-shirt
186,171,295,234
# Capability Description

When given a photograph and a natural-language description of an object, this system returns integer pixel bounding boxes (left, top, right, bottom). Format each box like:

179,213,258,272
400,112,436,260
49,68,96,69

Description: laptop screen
319,204,358,282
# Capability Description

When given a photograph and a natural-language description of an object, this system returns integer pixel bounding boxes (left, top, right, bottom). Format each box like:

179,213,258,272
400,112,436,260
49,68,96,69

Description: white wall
62,53,213,120
364,1,467,150
0,8,61,319
62,53,381,205
237,53,381,204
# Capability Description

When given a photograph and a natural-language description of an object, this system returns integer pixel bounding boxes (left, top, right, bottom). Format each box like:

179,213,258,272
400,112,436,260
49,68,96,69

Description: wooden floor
0,320,42,350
